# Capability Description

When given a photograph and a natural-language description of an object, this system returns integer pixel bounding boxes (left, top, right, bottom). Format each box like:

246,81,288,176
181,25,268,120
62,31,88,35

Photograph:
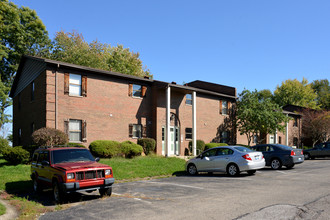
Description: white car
186,146,265,176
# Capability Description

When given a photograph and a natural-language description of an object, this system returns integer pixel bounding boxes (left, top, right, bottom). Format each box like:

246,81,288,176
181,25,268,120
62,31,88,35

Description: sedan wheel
304,153,310,160
187,164,197,175
227,164,240,176
271,159,282,170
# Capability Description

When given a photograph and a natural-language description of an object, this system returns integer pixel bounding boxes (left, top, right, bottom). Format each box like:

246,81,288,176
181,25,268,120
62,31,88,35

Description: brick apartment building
10,55,239,156
10,55,302,156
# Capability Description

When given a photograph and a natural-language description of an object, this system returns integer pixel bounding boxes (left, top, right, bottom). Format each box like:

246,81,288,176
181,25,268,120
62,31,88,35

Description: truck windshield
52,149,95,164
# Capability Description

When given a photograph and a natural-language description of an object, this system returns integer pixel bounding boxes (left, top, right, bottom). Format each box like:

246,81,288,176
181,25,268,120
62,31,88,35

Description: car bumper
282,156,304,166
238,160,266,172
61,177,115,193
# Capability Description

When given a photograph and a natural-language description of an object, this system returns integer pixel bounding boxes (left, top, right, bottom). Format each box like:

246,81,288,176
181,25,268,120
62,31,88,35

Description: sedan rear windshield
276,144,293,151
52,149,95,164
234,146,255,152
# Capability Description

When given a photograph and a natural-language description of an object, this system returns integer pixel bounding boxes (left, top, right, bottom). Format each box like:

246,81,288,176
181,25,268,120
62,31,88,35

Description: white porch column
285,114,289,145
192,91,197,156
166,86,171,157
275,129,278,144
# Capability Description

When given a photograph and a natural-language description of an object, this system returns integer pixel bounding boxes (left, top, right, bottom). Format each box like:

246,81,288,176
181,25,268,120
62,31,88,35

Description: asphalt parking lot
40,159,330,220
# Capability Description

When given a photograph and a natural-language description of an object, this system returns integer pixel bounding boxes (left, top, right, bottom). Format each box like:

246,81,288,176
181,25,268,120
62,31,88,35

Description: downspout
285,113,289,146
55,64,59,129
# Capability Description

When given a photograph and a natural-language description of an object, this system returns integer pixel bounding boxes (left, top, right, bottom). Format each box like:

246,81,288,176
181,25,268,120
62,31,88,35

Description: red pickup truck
31,147,115,203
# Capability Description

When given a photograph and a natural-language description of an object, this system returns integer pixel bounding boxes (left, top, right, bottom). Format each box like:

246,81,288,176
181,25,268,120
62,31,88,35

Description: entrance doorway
162,126,179,156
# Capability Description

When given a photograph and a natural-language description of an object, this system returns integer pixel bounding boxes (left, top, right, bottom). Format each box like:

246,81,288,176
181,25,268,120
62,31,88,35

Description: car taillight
242,154,252,161
291,150,296,156
301,150,303,155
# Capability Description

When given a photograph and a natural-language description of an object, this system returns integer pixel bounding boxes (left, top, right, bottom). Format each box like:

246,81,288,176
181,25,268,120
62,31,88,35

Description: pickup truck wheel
53,181,66,203
33,178,42,193
100,187,112,197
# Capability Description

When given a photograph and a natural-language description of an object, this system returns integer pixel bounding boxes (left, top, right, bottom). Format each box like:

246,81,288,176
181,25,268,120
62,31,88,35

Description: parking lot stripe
146,181,204,190
276,171,287,174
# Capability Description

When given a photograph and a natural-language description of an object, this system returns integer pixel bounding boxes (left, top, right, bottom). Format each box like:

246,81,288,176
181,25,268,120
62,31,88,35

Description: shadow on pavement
5,180,102,206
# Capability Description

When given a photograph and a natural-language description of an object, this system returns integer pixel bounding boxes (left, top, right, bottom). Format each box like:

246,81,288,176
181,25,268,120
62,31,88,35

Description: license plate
255,155,260,160
298,157,302,161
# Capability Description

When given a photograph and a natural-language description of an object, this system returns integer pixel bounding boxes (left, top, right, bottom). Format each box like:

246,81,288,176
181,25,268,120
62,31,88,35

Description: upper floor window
69,74,82,96
128,84,147,98
186,94,192,105
222,100,228,115
18,128,22,145
293,117,298,127
133,84,142,97
31,81,35,101
64,73,87,97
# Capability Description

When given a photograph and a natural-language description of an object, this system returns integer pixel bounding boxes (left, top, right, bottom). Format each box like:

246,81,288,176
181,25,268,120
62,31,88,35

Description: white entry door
269,134,275,144
162,126,179,156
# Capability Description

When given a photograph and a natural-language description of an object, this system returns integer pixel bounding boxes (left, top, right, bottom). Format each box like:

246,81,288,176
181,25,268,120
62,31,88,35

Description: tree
311,79,330,110
273,78,319,109
0,0,51,131
301,109,330,146
236,89,289,146
48,31,151,78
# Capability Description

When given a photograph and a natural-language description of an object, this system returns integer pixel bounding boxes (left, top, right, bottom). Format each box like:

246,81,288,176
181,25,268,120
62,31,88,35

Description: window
293,137,298,146
253,135,258,144
31,81,35,101
221,131,229,143
203,149,217,157
278,136,282,144
220,100,230,115
18,128,22,145
185,127,192,140
69,119,82,142
133,84,142,97
186,94,192,105
31,122,35,134
129,124,142,138
128,84,147,98
69,74,82,96
217,148,234,156
293,117,298,127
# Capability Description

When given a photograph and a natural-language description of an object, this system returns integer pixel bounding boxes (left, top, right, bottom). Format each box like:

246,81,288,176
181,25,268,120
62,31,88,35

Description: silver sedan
186,146,265,176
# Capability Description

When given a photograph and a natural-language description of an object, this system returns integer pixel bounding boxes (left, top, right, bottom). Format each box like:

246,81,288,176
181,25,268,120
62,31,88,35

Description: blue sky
10,0,330,93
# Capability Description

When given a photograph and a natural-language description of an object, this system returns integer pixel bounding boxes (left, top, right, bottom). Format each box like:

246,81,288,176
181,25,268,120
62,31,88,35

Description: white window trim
69,74,82,96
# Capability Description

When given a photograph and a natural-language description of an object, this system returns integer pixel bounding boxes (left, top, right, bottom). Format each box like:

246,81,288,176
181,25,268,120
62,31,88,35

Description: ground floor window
69,119,82,142
129,124,142,138
220,131,229,143
185,127,192,140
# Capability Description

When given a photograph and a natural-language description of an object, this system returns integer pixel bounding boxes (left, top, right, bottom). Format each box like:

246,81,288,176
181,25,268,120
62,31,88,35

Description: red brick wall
53,69,153,147
13,71,47,146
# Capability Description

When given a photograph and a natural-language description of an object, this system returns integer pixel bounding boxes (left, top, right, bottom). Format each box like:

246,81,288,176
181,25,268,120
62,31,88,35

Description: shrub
137,138,156,155
32,127,68,147
22,145,39,158
188,140,205,154
2,146,30,164
204,143,228,151
89,140,121,158
0,137,10,154
66,143,85,148
120,141,143,158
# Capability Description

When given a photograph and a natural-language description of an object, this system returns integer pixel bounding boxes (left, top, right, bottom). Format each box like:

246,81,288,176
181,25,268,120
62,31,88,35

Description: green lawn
0,155,186,219
0,202,5,216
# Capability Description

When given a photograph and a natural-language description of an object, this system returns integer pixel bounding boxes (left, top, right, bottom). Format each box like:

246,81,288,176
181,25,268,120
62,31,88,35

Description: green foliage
120,141,143,158
65,142,85,148
22,145,38,158
137,138,156,155
188,140,205,154
2,146,30,164
0,137,9,154
311,79,330,110
47,31,151,78
100,156,186,180
236,89,289,146
0,201,5,216
204,143,228,151
273,78,319,109
31,127,68,147
0,0,51,130
89,140,121,158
